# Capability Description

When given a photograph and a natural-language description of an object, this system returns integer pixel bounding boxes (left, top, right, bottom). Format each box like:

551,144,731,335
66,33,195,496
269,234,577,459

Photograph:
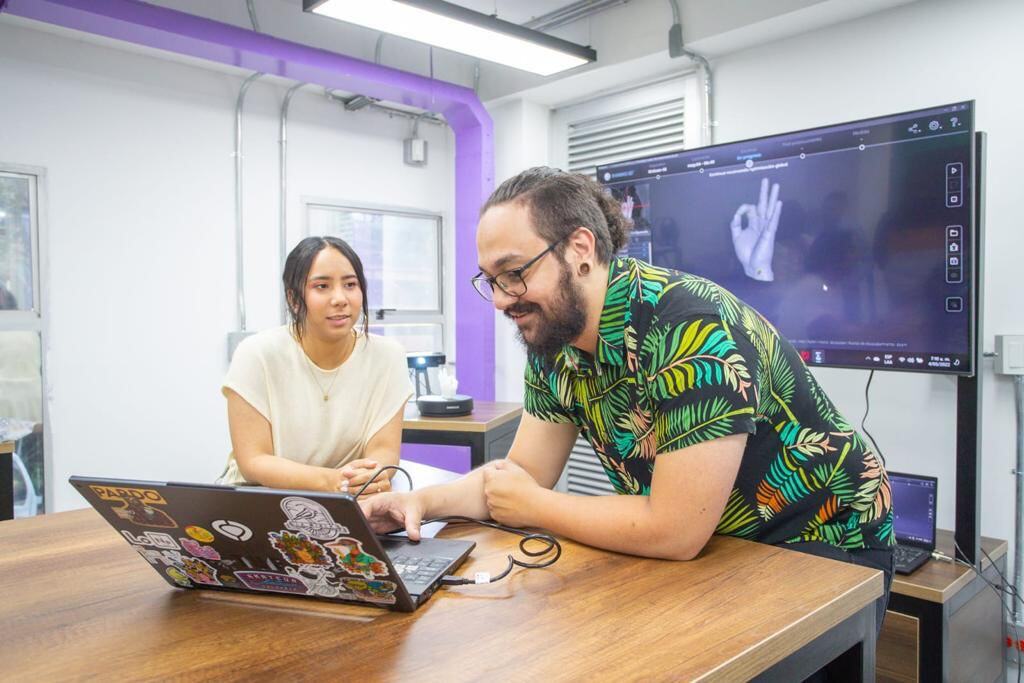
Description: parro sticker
211,519,252,542
286,565,340,598
90,485,177,529
269,530,332,567
184,525,215,543
280,496,348,540
341,577,397,605
121,530,179,550
181,557,221,586
326,537,388,579
180,538,221,561
235,570,309,595
165,567,192,587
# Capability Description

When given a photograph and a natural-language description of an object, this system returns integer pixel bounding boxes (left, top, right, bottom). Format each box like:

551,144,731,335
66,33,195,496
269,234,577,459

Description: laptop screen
889,472,937,547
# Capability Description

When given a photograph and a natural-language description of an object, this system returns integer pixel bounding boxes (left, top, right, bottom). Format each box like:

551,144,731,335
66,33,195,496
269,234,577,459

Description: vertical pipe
280,82,306,324
234,71,262,332
1015,374,1024,625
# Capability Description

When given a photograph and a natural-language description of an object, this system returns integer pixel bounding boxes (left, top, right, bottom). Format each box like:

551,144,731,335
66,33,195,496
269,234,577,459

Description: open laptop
888,471,938,575
69,476,474,612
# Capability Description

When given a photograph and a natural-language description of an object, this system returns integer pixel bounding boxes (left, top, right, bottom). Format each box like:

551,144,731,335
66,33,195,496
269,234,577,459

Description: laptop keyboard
893,544,929,570
390,554,454,585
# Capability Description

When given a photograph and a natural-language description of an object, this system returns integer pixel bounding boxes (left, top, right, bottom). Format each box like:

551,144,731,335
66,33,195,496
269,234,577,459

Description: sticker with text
269,530,332,567
121,530,179,550
234,570,309,595
90,485,177,529
180,557,221,586
135,547,184,567
184,526,215,543
211,519,252,542
326,537,388,579
341,578,397,605
281,496,348,540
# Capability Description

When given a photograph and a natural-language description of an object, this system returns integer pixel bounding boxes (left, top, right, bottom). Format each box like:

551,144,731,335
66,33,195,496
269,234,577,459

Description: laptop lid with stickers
69,476,474,612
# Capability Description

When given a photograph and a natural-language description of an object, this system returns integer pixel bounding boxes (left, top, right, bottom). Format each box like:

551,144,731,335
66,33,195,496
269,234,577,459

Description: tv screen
599,101,975,375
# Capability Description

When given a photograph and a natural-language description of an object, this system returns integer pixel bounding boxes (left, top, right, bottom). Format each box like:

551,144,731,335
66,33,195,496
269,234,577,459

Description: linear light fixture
303,0,597,76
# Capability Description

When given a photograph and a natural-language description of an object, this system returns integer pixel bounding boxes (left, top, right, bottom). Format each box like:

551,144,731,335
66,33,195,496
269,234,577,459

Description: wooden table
0,509,882,681
0,441,13,521
402,400,522,468
877,530,1008,682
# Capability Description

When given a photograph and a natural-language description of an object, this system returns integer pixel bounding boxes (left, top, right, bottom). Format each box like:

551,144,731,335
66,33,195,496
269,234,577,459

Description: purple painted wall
4,0,495,400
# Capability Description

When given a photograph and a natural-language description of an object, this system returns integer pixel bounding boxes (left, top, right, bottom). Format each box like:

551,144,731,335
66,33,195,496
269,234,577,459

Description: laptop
69,476,475,612
888,471,938,575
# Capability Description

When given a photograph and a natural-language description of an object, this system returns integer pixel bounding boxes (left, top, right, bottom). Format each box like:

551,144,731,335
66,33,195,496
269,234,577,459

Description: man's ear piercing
579,263,591,276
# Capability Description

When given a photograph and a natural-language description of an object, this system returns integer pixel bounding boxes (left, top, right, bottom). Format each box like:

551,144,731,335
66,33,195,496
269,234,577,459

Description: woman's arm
225,388,347,492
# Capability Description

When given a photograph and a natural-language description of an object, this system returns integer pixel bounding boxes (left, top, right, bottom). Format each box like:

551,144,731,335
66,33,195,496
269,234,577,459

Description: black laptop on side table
888,471,938,575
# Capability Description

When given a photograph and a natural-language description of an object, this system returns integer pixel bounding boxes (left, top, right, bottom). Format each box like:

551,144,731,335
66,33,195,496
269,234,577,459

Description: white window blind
567,97,686,178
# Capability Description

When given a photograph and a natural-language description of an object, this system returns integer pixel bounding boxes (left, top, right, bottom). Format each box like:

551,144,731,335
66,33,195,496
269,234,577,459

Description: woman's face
302,246,363,344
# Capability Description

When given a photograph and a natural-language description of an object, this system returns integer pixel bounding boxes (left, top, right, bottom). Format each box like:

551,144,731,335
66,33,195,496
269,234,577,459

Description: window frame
0,162,50,514
303,197,447,353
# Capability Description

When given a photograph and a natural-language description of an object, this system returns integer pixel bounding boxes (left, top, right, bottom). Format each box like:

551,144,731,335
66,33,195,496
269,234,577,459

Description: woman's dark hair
283,236,369,341
480,166,632,264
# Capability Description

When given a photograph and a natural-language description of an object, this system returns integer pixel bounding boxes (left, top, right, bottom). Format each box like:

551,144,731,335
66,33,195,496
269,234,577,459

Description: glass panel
0,331,44,517
368,323,443,356
0,173,35,311
308,206,441,312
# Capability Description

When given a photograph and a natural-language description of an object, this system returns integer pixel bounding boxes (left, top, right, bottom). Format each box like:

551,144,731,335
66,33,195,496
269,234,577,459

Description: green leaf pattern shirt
524,257,894,551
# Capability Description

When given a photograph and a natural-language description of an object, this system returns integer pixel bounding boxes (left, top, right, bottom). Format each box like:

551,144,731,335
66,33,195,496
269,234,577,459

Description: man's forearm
527,488,702,561
416,467,490,521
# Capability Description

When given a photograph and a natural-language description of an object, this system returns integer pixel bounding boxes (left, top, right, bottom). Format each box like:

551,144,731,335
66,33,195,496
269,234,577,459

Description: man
362,167,893,623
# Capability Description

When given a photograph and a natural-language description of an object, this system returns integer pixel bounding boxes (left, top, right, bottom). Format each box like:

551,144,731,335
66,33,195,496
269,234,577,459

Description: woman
219,236,412,494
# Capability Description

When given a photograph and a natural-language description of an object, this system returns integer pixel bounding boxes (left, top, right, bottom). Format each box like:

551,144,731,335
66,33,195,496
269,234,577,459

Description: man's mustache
505,302,542,318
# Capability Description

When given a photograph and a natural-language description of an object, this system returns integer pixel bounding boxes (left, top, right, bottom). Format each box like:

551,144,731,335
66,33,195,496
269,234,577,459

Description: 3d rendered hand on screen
620,194,634,219
730,177,783,282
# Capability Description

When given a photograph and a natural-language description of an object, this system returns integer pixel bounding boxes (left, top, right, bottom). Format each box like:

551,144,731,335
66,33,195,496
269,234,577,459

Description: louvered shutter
567,97,686,178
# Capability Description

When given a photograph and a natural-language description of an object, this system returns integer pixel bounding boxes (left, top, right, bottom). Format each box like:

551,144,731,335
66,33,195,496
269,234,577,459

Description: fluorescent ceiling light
304,0,597,77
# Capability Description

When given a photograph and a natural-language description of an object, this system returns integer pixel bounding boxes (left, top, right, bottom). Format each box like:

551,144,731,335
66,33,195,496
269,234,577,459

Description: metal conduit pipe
324,89,446,126
234,71,262,332
1015,374,1024,626
666,0,714,145
523,0,632,32
375,33,385,64
245,0,260,33
279,81,307,324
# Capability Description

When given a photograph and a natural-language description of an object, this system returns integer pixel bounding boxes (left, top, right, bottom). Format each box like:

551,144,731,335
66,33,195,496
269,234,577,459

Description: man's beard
506,262,587,360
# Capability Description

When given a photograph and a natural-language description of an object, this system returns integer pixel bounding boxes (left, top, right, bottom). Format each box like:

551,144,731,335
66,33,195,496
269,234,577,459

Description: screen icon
929,120,941,131
947,225,961,238
908,123,921,134
945,296,963,313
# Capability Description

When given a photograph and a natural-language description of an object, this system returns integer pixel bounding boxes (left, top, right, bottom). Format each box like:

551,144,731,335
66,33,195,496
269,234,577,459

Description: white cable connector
474,572,491,584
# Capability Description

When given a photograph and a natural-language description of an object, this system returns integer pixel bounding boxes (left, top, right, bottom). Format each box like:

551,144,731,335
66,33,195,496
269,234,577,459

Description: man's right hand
358,491,426,541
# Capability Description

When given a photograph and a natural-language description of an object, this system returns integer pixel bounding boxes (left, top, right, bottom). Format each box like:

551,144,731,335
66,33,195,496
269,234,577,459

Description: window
306,202,445,355
0,166,46,516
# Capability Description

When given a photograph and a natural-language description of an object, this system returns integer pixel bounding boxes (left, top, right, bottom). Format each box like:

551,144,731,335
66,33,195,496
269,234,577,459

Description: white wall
711,0,1023,567
0,19,455,512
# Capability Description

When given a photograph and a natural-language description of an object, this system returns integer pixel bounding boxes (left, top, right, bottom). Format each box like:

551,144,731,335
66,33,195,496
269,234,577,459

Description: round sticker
212,519,253,542
184,525,215,543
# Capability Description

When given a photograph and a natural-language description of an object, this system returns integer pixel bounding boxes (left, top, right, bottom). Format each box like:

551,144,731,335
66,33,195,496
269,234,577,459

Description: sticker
269,530,332,567
235,570,309,595
218,572,239,586
326,537,388,579
90,485,177,529
286,565,341,598
184,526,215,543
180,557,221,586
180,538,221,561
212,519,252,542
121,530,179,550
135,547,184,567
165,567,192,587
281,497,349,540
341,578,397,605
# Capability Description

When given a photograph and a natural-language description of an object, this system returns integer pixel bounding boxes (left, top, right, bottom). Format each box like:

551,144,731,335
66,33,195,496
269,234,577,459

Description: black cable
350,464,413,499
861,370,886,466
417,516,562,585
953,540,1022,681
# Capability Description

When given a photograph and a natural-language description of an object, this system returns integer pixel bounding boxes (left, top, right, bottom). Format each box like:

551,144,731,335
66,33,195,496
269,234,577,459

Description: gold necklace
300,333,355,402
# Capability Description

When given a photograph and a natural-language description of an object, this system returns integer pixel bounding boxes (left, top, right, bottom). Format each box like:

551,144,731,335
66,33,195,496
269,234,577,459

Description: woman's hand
336,458,392,496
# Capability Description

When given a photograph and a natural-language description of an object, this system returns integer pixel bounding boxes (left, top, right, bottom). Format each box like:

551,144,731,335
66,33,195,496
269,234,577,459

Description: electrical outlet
994,335,1024,375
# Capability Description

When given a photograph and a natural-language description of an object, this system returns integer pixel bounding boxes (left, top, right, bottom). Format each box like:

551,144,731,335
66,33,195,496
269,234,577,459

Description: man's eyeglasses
471,238,564,302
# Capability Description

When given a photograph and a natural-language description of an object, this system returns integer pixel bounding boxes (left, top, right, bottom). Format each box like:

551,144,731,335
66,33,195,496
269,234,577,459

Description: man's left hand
482,460,541,527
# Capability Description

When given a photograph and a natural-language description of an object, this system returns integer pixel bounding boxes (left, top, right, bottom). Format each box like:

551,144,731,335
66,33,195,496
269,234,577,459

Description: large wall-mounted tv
599,101,976,375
